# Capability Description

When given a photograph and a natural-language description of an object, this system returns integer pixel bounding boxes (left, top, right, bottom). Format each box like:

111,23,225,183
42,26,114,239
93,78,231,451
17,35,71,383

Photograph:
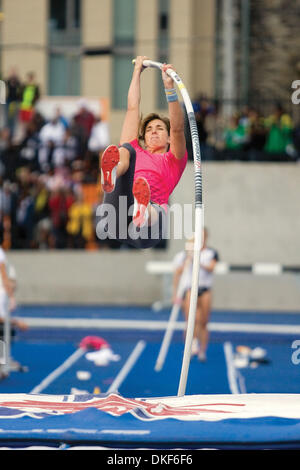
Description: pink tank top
130,139,188,206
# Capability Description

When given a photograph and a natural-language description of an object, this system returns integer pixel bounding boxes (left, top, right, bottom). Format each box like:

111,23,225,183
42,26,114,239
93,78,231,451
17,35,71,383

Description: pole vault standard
132,59,204,396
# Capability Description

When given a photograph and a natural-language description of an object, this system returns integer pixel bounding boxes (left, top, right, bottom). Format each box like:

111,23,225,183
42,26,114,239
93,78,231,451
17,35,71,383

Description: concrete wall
7,250,161,306
7,250,300,312
170,161,300,265
6,162,300,311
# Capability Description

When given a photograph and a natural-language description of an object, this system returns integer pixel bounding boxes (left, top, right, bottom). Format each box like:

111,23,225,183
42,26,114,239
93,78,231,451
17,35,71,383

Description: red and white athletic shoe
132,177,151,228
100,145,120,193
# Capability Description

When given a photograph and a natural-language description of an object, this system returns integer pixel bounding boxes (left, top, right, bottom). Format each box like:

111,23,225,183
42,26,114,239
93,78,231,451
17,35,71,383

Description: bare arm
172,266,184,302
0,261,18,313
119,56,147,145
200,258,217,273
162,64,186,160
172,252,193,303
0,263,13,297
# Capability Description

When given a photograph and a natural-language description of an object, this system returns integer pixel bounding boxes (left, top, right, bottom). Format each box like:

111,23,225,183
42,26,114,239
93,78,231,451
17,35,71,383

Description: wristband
165,88,178,103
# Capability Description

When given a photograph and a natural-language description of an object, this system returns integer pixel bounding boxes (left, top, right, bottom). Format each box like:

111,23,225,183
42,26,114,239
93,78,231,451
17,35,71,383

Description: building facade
1,0,299,140
0,0,216,142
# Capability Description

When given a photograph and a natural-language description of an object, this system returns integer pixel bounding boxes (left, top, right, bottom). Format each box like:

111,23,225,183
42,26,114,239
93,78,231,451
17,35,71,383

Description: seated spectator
48,186,75,249
81,154,99,183
1,181,18,249
223,114,248,160
88,115,110,153
246,109,267,161
0,128,20,181
19,72,40,125
31,175,53,249
72,99,95,154
238,106,251,130
15,189,34,249
186,98,212,161
30,110,46,133
70,160,85,192
4,67,23,140
61,128,79,164
264,104,294,161
0,181,12,219
0,127,11,161
195,108,208,156
34,217,54,249
66,191,93,249
19,121,40,172
15,166,33,192
45,127,80,171
205,107,226,160
38,110,66,172
33,175,50,223
44,166,71,194
54,106,69,130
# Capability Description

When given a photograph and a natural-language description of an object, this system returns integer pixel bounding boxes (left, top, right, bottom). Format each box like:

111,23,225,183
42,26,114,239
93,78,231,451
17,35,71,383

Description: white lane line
224,341,240,394
24,317,184,331
30,347,86,394
23,317,300,335
100,430,150,435
209,322,300,335
107,340,146,394
237,369,247,394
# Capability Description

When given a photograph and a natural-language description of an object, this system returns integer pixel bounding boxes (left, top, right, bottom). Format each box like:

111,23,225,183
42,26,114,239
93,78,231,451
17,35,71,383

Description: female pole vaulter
98,55,188,249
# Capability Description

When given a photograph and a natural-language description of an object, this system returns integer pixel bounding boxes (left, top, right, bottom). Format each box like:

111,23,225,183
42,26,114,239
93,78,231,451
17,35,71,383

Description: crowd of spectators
0,68,110,251
1,68,300,251
186,96,300,163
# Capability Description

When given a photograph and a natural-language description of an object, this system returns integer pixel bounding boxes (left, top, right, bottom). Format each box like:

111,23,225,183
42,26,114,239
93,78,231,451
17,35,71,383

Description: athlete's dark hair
139,113,170,142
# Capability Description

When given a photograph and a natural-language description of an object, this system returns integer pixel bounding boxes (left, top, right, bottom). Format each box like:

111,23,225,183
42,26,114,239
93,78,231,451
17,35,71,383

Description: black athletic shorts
97,143,167,249
183,287,211,299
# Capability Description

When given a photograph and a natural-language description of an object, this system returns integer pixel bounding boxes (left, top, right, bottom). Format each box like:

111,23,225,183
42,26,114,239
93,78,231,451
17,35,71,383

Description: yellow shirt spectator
67,197,93,242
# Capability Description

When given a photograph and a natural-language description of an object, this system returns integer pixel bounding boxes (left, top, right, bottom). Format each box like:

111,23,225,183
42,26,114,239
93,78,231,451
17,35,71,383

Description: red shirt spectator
48,188,74,229
73,100,95,139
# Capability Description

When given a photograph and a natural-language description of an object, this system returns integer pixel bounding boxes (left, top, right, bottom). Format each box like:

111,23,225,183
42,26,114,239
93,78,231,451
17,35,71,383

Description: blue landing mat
0,393,300,449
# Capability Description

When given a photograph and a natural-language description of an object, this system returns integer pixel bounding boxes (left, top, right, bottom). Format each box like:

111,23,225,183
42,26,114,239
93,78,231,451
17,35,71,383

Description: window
112,55,134,109
114,0,135,46
157,0,169,108
112,0,136,109
49,0,80,34
48,53,80,96
48,0,81,96
74,0,80,29
49,0,67,31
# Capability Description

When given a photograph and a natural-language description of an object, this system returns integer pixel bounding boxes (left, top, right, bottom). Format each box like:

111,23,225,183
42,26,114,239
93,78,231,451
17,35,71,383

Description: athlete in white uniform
0,246,13,322
0,245,27,334
173,228,219,361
